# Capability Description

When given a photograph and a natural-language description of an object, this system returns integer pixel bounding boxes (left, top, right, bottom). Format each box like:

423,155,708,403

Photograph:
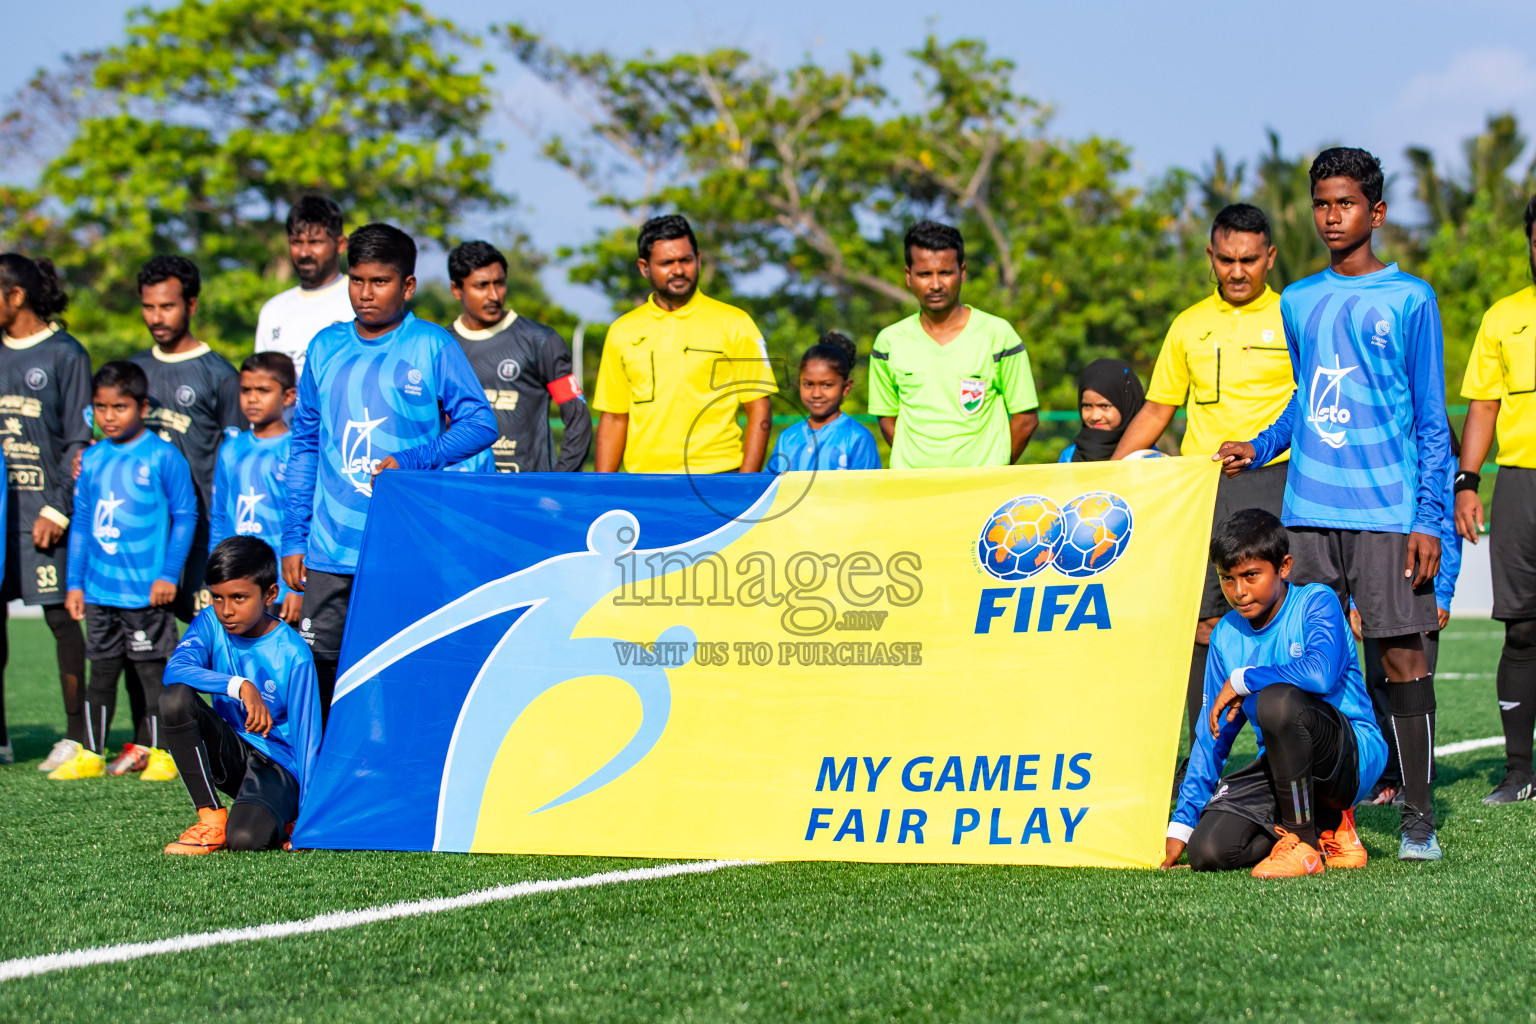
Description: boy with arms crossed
1217,148,1451,860
161,536,321,854
50,362,197,781
282,224,495,720
210,352,301,624
1166,509,1386,876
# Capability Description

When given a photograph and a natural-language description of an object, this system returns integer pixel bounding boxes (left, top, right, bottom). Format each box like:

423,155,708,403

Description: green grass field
1,617,1532,1023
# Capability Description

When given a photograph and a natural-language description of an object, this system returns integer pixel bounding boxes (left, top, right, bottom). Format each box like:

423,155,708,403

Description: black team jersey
449,312,592,472
0,328,93,531
129,344,244,511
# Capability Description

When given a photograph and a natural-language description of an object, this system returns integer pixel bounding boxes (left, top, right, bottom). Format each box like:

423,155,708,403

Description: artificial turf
0,617,1532,1023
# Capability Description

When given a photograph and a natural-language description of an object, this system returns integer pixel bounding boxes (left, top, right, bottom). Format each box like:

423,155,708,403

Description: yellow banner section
473,458,1220,868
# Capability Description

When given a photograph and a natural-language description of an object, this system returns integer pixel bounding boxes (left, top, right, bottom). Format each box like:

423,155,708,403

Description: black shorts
186,693,301,825
1492,466,1536,621
298,568,354,659
1,529,69,606
1200,463,1289,619
84,603,179,661
172,520,211,624
1287,527,1439,638
1201,710,1359,832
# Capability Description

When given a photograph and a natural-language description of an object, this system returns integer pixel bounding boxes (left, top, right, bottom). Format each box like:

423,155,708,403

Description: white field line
1435,734,1506,756
0,734,1516,983
0,859,758,983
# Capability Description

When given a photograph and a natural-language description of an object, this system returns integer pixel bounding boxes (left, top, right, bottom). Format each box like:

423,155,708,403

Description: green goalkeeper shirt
868,307,1038,469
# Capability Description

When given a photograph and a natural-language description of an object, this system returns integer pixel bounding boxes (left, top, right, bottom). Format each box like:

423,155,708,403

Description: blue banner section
295,471,773,851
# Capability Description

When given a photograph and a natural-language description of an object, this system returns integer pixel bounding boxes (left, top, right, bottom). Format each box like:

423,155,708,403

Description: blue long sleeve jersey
211,429,294,600
770,414,883,472
67,430,198,608
165,608,322,792
1248,265,1451,535
1436,451,1462,610
1168,581,1388,842
281,313,497,574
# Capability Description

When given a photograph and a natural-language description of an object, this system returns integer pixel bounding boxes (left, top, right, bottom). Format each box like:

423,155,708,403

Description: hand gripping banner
294,459,1220,868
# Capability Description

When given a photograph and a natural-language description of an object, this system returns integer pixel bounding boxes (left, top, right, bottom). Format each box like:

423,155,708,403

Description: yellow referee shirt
1461,285,1536,467
593,291,777,473
1146,285,1292,462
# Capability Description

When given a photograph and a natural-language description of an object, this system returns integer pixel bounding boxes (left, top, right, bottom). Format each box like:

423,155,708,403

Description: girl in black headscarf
1058,358,1146,463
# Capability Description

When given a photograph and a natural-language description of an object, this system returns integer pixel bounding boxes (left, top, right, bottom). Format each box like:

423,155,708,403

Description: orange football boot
164,807,228,855
1251,828,1325,878
1320,808,1368,869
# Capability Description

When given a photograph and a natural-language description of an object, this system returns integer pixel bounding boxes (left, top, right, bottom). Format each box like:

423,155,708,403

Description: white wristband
227,677,248,698
1166,821,1194,843
1229,667,1252,696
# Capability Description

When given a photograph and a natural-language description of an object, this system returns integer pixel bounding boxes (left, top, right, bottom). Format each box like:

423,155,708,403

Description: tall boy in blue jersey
211,352,301,625
1165,509,1385,877
50,362,198,781
162,536,321,854
281,223,495,721
1216,148,1451,861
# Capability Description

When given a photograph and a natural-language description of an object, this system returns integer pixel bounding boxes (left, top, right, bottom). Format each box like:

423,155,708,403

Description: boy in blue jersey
768,332,882,473
1216,148,1451,861
50,362,198,781
282,223,495,721
210,352,301,625
162,536,321,853
1165,509,1386,877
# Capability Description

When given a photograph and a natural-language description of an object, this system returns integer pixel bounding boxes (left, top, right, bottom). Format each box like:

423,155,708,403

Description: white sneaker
37,739,80,772
0,743,12,765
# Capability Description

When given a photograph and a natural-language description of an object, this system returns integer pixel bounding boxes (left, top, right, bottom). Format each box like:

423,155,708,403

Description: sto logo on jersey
236,489,267,535
93,492,124,554
341,409,387,495
1307,356,1355,449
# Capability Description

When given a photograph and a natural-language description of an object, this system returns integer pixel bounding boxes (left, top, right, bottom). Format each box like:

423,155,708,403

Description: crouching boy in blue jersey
1164,509,1387,877
161,536,321,854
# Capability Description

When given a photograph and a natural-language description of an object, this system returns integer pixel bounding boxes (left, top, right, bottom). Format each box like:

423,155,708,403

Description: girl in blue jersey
161,536,322,854
768,331,881,473
1058,359,1145,463
1165,509,1386,878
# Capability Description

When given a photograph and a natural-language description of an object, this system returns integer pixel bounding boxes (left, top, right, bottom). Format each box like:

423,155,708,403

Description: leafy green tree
0,0,507,362
502,29,1206,455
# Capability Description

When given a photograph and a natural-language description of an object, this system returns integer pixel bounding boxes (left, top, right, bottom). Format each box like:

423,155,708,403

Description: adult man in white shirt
254,196,353,375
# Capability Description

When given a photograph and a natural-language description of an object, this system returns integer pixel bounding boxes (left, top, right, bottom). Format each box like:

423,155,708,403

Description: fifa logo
1307,356,1355,449
340,408,386,496
236,488,266,535
93,491,124,555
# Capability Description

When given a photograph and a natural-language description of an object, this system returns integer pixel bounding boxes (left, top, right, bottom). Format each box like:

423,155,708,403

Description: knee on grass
225,805,283,852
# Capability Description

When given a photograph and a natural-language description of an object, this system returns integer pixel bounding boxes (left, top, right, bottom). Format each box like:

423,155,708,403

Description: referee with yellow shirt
593,215,776,474
1454,195,1536,804
1113,204,1294,738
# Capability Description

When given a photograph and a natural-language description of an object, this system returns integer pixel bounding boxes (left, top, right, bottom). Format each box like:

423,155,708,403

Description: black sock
161,682,219,809
124,661,147,746
316,658,338,731
134,660,165,749
82,656,124,755
44,605,87,744
1275,772,1321,848
1497,621,1536,776
1390,675,1436,832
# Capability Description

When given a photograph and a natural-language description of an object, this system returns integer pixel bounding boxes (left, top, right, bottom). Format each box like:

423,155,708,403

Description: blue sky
9,1,1536,316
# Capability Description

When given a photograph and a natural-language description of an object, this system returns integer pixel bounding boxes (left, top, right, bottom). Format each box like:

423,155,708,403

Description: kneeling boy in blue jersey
161,536,321,854
1164,509,1387,876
